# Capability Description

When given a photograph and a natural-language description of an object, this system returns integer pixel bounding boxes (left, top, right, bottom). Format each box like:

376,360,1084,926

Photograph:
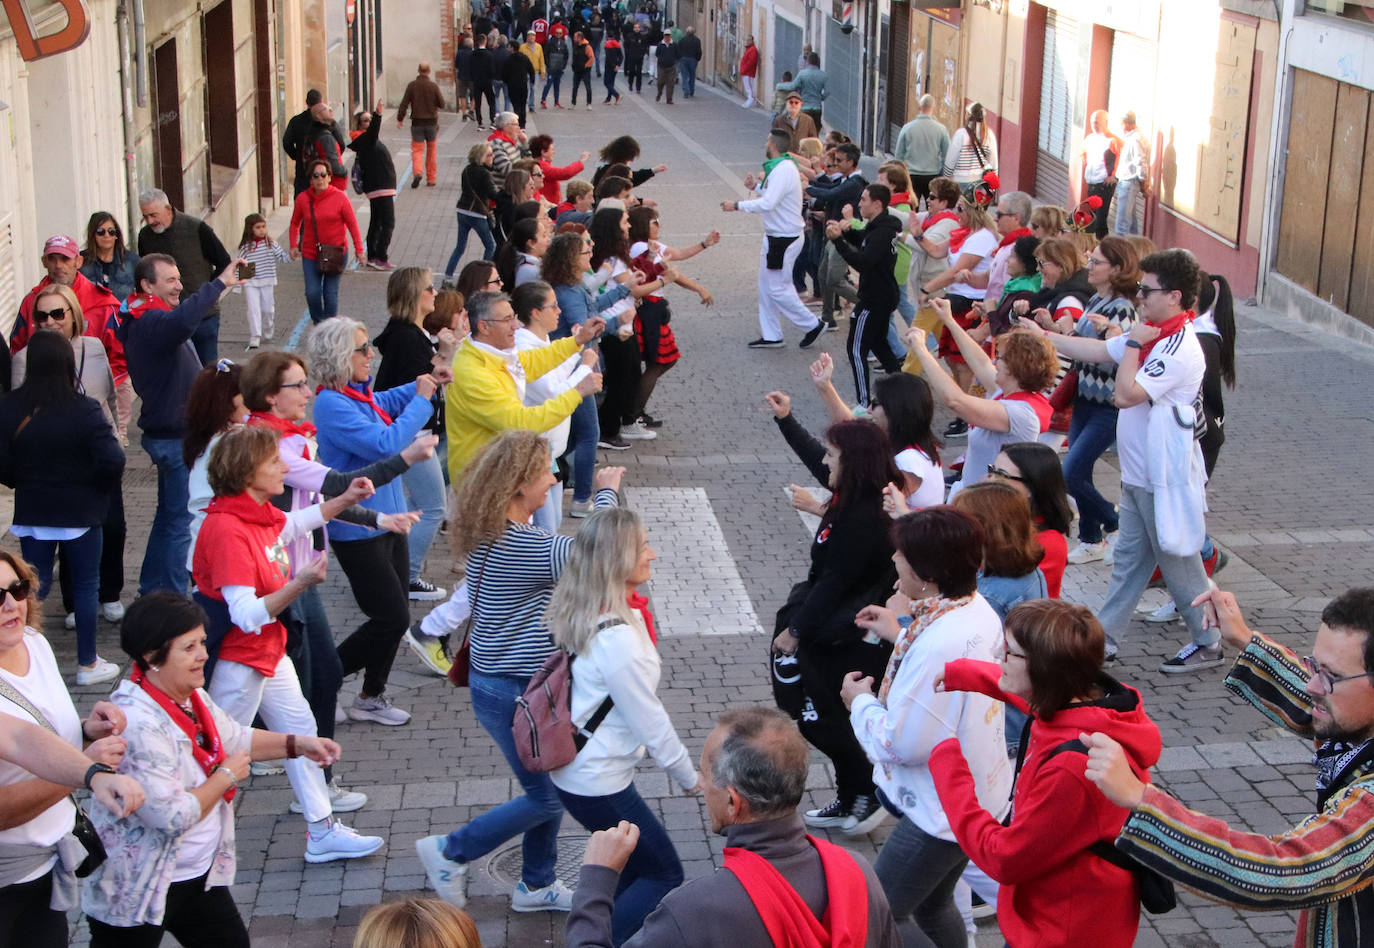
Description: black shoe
637,413,664,429
822,319,840,332
410,176,422,189
597,437,631,451
843,794,888,836
803,797,852,828
747,337,785,349
943,419,969,438
799,323,824,349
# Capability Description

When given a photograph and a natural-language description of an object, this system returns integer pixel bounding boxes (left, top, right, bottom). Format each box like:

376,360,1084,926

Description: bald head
418,61,431,73
919,94,935,113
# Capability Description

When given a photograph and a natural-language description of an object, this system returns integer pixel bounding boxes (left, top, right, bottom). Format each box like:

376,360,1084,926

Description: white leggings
242,283,277,339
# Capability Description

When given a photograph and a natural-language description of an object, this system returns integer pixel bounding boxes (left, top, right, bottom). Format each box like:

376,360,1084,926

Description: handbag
308,192,348,276
446,546,492,688
0,679,107,877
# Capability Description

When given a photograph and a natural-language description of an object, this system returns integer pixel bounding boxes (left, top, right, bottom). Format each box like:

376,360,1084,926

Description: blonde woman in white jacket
547,507,701,945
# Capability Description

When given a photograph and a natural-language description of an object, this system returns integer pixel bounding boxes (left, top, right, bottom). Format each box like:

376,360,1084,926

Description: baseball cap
43,235,80,259
786,91,802,102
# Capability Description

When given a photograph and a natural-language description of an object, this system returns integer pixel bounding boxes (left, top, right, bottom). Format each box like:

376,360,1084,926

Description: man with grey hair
1115,110,1151,235
136,187,232,366
444,290,604,481
568,707,899,947
967,189,1034,316
893,95,950,204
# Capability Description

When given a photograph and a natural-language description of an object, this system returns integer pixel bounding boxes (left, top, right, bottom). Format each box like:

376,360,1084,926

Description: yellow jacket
520,41,546,77
446,335,583,480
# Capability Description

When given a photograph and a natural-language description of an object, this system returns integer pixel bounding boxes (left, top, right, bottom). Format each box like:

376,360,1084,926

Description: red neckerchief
131,665,234,801
248,410,317,454
723,836,869,948
628,591,658,646
320,382,393,424
204,490,288,528
1140,309,1194,361
948,226,970,255
890,191,912,207
123,292,173,316
923,210,960,231
998,225,1032,249
488,129,517,147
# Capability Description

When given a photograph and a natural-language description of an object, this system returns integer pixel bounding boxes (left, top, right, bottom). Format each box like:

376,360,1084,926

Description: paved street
17,79,1374,947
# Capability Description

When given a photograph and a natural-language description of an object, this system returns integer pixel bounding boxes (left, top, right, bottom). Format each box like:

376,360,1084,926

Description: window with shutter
1035,10,1077,208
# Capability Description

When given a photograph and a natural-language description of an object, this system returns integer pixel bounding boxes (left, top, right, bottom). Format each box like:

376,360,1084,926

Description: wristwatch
83,762,116,790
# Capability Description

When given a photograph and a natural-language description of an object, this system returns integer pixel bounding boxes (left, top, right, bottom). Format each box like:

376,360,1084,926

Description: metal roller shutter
824,17,862,142
887,0,910,148
1035,9,1077,208
774,15,803,88
1108,31,1155,229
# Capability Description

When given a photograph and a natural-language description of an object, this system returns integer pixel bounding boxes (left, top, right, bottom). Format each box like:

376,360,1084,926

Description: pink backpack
512,620,617,773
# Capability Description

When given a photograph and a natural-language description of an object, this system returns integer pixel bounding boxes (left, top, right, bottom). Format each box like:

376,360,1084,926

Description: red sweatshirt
538,157,585,204
288,187,364,261
928,659,1161,948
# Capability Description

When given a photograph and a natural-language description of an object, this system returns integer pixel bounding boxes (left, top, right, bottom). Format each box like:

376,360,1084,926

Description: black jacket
346,112,397,192
654,41,677,68
116,281,226,439
0,392,124,527
832,212,901,314
304,121,347,177
603,41,623,72
545,37,569,73
806,172,868,222
458,161,500,216
470,47,495,87
283,109,345,190
678,34,702,59
503,50,536,92
373,320,444,435
622,31,648,63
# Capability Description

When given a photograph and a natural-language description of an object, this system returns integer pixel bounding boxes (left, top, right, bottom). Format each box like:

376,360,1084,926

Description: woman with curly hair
591,135,667,189
415,430,623,912
908,299,1057,498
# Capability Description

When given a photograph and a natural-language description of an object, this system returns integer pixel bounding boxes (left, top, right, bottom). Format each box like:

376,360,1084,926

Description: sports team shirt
1105,324,1205,489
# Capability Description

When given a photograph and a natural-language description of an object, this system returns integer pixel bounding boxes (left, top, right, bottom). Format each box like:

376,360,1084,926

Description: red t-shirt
192,492,291,676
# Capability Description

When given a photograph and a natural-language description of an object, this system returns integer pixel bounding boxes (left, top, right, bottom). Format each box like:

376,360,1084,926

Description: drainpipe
116,0,143,231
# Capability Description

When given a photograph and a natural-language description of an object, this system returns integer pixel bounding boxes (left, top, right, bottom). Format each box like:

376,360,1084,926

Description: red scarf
1139,310,1195,361
321,383,393,424
131,666,235,802
249,409,316,444
724,836,869,947
889,191,912,208
628,591,658,646
998,225,1032,249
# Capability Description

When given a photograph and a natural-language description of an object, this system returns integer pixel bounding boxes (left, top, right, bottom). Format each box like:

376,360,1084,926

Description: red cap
42,235,80,259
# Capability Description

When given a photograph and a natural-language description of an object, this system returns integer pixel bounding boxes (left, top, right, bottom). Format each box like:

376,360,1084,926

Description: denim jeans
567,394,600,502
889,284,915,356
21,529,101,666
1114,177,1142,235
443,671,563,888
530,476,564,532
139,436,191,596
302,257,342,324
446,213,496,277
874,816,970,948
570,70,593,106
288,585,344,752
401,453,446,581
557,782,683,946
678,57,697,95
541,69,564,105
1062,397,1120,543
59,479,125,608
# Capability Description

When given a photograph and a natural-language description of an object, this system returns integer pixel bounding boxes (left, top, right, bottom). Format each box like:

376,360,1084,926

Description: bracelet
286,734,299,759
699,240,706,250
1125,339,1143,350
216,765,238,787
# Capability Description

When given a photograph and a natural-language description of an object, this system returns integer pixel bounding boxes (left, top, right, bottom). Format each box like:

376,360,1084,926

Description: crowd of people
0,2,1371,946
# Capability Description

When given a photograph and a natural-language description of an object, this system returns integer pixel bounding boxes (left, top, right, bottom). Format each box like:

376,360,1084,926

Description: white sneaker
347,693,411,726
75,658,120,686
304,820,384,863
292,778,368,813
251,760,286,777
512,879,575,912
619,422,657,441
1102,531,1120,565
1066,540,1108,565
1143,601,1179,623
64,613,76,630
416,834,468,907
334,705,348,724
101,601,125,622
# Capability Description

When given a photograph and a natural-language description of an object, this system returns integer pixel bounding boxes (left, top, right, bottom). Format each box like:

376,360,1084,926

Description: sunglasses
311,172,330,179
94,227,119,237
216,358,235,373
33,307,69,323
986,464,1025,483
1137,283,1170,296
0,578,32,604
354,344,374,356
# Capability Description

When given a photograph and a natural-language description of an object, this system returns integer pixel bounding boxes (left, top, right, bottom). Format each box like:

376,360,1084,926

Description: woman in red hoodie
289,159,365,324
928,598,1161,948
529,134,591,205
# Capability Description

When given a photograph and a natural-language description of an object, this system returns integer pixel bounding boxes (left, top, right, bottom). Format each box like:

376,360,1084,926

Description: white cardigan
849,593,1012,841
551,608,698,797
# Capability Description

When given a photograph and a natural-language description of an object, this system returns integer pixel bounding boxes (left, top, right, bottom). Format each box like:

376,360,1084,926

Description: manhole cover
486,834,590,887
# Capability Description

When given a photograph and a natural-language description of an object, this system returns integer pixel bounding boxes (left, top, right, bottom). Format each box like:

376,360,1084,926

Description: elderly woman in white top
844,506,1011,948
547,508,701,945
82,592,339,947
511,280,597,528
0,550,131,948
11,284,127,635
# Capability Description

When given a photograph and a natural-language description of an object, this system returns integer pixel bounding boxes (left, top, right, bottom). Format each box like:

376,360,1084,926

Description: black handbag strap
571,616,621,750
307,191,326,255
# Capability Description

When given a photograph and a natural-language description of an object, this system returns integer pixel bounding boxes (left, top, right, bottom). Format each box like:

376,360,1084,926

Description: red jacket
289,187,365,261
538,157,584,204
740,43,759,77
12,273,127,381
929,659,1161,948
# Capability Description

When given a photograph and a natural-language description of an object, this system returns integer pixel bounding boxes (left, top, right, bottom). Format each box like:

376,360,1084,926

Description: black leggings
597,334,642,438
0,871,66,948
366,195,395,262
796,640,891,802
331,531,410,698
87,874,248,948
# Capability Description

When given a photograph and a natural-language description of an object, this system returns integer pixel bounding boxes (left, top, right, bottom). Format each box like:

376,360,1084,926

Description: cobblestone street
17,80,1374,947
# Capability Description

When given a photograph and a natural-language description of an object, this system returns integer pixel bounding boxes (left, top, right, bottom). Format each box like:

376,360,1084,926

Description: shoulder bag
309,193,348,276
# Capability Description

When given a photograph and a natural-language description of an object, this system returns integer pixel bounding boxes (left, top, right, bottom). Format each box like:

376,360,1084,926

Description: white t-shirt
171,777,220,882
895,446,944,510
600,259,637,325
1083,132,1112,184
0,631,82,880
947,229,999,300
1107,325,1205,489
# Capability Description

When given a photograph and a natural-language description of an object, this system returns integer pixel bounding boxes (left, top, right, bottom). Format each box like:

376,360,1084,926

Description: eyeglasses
215,358,235,373
993,210,1013,219
0,578,32,604
94,227,118,237
279,380,311,391
1087,256,1109,267
33,307,69,323
487,276,503,287
480,315,519,325
986,464,1025,483
311,171,330,179
353,344,374,356
1301,656,1369,694
531,172,545,178
1003,637,1027,660
1137,283,1170,296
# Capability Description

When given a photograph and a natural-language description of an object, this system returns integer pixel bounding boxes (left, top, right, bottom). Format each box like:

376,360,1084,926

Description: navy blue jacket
114,280,225,439
0,393,125,527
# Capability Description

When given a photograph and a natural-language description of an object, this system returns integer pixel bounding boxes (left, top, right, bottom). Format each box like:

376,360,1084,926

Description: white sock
307,817,333,838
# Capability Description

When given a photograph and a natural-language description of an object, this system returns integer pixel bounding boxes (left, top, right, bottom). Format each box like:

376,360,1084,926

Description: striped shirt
237,239,292,287
465,487,619,677
1117,632,1374,948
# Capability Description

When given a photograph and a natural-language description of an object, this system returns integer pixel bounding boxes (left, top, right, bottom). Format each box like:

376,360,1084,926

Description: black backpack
1007,721,1177,915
